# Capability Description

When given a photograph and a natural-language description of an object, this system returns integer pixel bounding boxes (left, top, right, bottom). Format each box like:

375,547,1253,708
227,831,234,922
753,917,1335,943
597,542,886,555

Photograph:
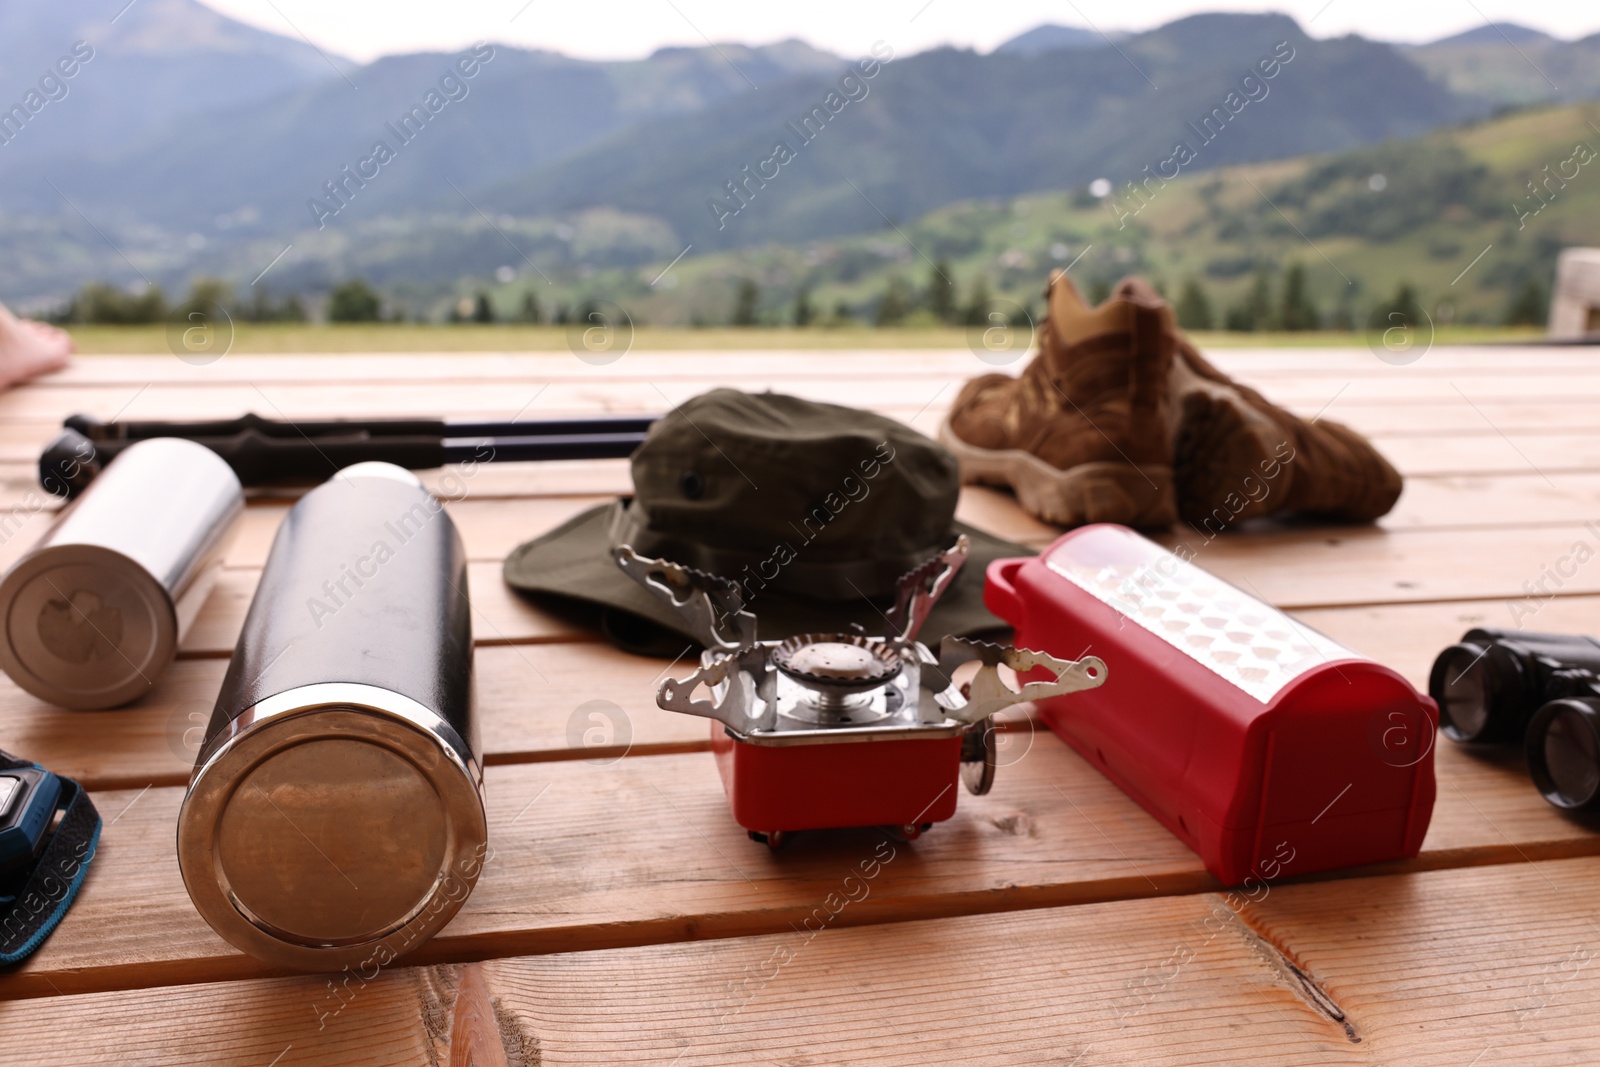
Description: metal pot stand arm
611,545,757,652
931,637,1108,797
655,644,774,734
885,534,970,649
929,637,1108,724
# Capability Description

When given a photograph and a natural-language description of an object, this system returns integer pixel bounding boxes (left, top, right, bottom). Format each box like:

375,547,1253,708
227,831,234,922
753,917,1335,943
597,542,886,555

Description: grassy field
63,323,1548,355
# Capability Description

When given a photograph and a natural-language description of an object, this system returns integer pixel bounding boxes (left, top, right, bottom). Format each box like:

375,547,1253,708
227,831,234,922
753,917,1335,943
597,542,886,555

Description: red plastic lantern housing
986,524,1436,885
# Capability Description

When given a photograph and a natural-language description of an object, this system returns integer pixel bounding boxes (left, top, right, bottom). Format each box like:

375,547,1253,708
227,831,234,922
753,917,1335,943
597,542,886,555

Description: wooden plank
7,584,1585,794
0,454,1587,796
0,379,940,423
1375,435,1600,477
12,395,1588,450
18,374,1600,433
0,470,1593,589
8,351,1600,444
0,970,439,1066
10,857,1598,1064
0,471,1535,659
17,351,1021,387
459,856,1600,1066
14,401,1600,459
3,463,1594,790
1156,524,1600,611
10,379,1600,485
9,420,1600,504
4,716,1594,1000
1297,594,1600,690
0,737,1207,997
447,965,513,1067
467,855,1600,1066
154,526,1600,657
2,446,1600,543
1382,473,1600,527
0,488,1578,794
5,449,1600,539
4,347,1598,1038
0,642,709,791
0,494,610,578
973,474,1600,541
0,893,1367,1064
1340,404,1600,435
1240,858,1600,1064
36,347,1600,388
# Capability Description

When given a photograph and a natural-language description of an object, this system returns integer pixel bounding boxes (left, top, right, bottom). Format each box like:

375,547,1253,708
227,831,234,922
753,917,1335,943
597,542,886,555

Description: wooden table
0,346,1596,1065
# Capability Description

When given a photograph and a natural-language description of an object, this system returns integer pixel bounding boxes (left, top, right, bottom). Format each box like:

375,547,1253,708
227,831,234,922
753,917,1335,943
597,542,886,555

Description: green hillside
506,102,1583,332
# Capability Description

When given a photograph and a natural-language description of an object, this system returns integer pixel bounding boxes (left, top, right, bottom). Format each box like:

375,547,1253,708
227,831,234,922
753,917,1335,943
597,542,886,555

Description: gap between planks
2,723,1595,1002
2,857,1597,1064
12,587,1600,792
5,482,1600,789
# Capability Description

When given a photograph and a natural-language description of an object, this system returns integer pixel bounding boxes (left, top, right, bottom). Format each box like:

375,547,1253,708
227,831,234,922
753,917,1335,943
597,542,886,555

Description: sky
202,0,1600,64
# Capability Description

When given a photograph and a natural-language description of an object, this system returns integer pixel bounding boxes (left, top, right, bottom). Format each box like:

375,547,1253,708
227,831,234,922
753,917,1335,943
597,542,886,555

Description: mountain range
473,15,1469,255
589,100,1597,332
0,0,347,158
0,4,1595,308
1406,23,1600,105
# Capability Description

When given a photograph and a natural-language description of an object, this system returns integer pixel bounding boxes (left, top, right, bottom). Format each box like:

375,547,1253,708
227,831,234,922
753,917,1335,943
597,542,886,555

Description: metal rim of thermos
177,681,487,971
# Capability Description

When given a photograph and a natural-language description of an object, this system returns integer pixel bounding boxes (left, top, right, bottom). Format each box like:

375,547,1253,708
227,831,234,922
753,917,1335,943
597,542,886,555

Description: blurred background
3,0,1599,346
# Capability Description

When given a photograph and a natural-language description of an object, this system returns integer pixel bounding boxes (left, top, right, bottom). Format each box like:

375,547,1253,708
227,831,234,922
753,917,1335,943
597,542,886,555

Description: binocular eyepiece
1429,628,1600,812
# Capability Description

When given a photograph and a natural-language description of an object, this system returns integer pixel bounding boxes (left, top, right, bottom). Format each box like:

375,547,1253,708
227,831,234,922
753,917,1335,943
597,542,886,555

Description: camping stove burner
772,634,903,726
612,534,1108,844
774,634,899,689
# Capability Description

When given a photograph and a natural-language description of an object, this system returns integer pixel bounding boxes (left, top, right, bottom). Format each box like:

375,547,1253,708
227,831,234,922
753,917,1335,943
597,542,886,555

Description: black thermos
178,463,485,971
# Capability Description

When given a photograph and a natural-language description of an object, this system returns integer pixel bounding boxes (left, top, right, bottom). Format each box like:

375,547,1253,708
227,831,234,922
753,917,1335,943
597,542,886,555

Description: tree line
44,264,1551,330
1171,264,1547,331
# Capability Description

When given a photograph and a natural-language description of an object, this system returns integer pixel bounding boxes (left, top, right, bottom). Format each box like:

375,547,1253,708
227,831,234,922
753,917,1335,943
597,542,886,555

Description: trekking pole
40,411,659,498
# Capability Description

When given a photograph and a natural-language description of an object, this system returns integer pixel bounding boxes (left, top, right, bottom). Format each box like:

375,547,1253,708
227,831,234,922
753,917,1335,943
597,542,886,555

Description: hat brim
503,500,1035,658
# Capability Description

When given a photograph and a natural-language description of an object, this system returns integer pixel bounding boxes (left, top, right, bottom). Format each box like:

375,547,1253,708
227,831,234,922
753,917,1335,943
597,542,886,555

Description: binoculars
1430,627,1600,813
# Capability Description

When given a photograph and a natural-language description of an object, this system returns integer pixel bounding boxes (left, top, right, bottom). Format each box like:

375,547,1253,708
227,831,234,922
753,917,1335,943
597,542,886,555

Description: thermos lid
177,683,487,971
335,461,424,487
0,545,177,710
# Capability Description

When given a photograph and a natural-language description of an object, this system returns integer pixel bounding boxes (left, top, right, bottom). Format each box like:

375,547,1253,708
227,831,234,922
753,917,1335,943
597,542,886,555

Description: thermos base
0,545,177,710
177,683,487,971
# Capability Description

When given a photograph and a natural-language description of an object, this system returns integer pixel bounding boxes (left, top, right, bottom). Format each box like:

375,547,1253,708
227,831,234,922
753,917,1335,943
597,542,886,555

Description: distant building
1549,249,1600,340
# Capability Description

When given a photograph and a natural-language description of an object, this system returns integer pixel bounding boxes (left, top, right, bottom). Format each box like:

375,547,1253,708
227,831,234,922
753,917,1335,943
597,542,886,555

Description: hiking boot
939,270,1177,527
1104,277,1404,527
942,273,1404,531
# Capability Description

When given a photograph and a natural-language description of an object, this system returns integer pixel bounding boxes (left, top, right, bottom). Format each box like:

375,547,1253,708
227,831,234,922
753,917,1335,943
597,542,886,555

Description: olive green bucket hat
503,389,1034,656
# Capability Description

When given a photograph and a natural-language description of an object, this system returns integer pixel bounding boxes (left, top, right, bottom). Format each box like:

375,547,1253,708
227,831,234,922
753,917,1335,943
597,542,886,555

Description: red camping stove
985,524,1437,885
615,537,1105,846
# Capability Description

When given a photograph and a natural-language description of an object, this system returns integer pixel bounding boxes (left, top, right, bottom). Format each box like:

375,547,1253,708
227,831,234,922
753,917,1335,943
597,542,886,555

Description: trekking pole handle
40,427,447,499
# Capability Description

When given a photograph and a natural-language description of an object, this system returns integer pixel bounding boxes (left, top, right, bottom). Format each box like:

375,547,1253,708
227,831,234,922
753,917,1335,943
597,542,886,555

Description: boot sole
938,419,1177,528
1172,387,1290,529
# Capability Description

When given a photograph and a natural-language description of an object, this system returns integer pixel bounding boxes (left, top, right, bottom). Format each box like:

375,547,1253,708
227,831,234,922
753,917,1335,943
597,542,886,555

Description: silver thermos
178,463,485,972
0,437,242,709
